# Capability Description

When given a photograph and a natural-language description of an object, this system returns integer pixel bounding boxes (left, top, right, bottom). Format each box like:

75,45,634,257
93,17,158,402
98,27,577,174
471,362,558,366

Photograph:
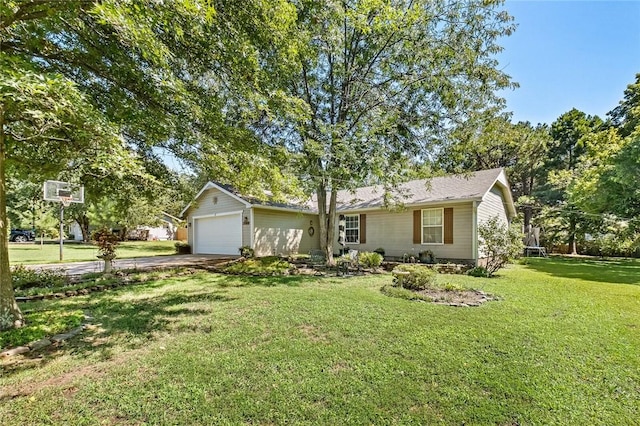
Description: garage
194,213,242,255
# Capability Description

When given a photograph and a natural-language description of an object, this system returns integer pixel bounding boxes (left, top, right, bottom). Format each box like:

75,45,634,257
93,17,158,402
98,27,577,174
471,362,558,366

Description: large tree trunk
316,183,337,266
523,206,532,229
568,216,578,255
77,213,90,242
0,105,24,331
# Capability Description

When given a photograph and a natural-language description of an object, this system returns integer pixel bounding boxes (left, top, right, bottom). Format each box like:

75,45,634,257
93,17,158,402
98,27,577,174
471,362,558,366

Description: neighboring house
129,211,181,241
70,212,183,241
181,168,516,264
69,222,84,241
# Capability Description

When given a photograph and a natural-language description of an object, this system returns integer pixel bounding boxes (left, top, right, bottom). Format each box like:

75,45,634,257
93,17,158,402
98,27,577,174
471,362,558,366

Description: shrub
222,256,294,276
478,216,524,277
239,246,255,258
11,265,68,290
391,264,437,290
418,250,436,264
380,285,432,302
440,281,466,292
92,228,119,260
373,247,386,257
358,251,383,268
175,241,191,254
467,266,489,278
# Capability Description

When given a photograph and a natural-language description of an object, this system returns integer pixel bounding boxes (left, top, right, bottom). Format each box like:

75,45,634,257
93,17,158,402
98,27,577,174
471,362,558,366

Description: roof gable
180,181,251,217
180,181,315,217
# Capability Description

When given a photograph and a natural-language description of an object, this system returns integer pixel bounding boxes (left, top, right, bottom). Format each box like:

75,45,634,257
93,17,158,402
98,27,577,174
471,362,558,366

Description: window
422,208,443,244
345,215,359,243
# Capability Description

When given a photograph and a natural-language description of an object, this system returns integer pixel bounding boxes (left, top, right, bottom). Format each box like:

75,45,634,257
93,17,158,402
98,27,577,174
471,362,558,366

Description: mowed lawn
1,258,639,424
9,240,177,265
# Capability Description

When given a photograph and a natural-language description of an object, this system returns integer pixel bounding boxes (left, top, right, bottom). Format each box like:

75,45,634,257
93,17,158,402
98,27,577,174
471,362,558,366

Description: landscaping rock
51,334,70,343
1,346,30,357
29,338,52,351
68,326,84,337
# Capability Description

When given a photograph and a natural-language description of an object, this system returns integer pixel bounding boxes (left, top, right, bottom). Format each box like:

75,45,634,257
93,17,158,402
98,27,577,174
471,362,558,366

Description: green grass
1,258,639,424
0,309,84,349
9,240,176,265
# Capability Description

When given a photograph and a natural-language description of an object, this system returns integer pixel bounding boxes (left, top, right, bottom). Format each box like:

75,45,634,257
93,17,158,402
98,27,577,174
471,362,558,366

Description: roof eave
251,204,317,214
336,196,483,213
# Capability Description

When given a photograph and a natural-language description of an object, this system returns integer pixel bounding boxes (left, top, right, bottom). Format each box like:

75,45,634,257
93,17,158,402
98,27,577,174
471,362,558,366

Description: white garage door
194,213,242,255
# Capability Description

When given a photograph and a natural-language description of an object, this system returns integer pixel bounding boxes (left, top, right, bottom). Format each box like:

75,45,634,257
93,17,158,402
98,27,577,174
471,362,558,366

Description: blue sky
497,0,640,125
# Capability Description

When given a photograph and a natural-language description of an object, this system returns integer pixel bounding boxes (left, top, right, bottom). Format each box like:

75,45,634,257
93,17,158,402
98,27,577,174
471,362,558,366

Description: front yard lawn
9,240,177,265
1,258,638,424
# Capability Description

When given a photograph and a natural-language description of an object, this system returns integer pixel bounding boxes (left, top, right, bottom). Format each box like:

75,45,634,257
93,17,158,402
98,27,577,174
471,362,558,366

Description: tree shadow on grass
522,257,640,286
215,273,322,288
0,282,236,378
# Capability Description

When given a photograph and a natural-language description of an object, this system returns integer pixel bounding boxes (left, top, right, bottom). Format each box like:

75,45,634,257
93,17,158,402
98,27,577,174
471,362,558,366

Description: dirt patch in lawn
0,362,105,401
1,338,152,401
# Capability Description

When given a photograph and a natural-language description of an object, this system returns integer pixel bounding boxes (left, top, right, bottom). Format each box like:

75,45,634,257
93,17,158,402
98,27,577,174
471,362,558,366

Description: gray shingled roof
335,168,505,211
183,168,509,217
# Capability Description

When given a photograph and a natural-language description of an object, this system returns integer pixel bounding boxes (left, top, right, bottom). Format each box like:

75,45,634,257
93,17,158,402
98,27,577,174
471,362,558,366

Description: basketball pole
59,203,64,261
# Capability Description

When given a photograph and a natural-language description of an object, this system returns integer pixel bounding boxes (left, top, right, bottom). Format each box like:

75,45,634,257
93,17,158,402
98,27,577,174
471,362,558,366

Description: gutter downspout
249,208,254,250
472,200,478,266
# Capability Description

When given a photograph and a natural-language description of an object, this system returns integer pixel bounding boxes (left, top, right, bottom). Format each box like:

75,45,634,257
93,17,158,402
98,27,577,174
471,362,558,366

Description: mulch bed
417,288,498,307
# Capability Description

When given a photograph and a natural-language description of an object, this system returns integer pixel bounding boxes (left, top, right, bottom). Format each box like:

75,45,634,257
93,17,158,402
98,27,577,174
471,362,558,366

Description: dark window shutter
413,210,421,244
359,214,366,244
444,207,453,244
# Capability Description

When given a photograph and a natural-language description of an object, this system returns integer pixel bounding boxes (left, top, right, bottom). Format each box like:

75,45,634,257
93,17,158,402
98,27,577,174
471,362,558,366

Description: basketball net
60,197,72,207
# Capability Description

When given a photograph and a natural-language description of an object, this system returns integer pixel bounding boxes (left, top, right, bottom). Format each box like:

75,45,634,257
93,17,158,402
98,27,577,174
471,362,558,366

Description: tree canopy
0,0,300,330
257,0,516,261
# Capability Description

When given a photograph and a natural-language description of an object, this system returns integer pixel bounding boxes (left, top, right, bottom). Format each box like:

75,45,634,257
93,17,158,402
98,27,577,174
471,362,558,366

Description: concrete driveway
27,254,237,276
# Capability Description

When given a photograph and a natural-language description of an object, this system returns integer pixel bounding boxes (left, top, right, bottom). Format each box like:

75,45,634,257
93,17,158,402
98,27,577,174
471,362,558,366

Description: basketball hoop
43,180,85,262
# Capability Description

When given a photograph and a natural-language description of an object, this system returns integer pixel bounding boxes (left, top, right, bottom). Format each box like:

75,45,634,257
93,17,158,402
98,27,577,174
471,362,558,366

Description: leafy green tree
568,75,640,230
608,73,640,138
262,0,516,263
0,68,123,329
0,0,299,330
439,117,551,227
537,109,603,254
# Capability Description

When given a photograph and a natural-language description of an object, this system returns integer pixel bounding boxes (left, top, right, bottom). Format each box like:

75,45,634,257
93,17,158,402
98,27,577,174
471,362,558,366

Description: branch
0,0,93,29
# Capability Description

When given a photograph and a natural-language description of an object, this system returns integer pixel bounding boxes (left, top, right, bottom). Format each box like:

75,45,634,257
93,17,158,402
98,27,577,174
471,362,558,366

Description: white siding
242,208,252,248
476,184,510,260
186,188,248,247
253,209,320,257
477,186,509,226
334,202,474,261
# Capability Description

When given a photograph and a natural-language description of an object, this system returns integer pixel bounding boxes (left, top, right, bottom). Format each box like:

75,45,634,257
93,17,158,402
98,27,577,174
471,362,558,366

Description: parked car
10,229,35,242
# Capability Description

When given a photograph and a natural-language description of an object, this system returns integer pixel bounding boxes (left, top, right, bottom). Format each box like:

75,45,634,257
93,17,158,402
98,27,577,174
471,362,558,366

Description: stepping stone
1,346,30,357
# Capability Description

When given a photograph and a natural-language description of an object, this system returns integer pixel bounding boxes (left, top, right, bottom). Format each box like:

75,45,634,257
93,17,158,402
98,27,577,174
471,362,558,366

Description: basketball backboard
43,180,84,204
